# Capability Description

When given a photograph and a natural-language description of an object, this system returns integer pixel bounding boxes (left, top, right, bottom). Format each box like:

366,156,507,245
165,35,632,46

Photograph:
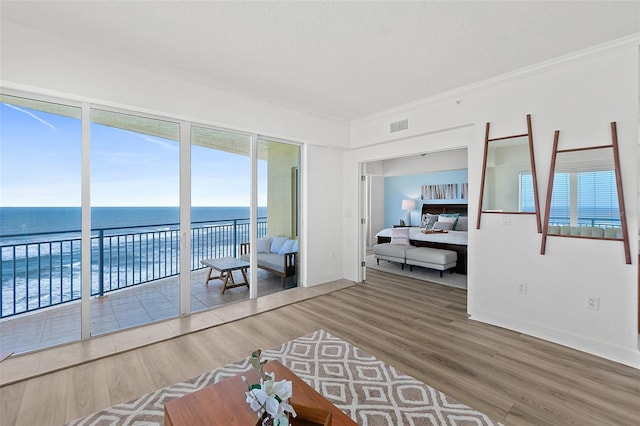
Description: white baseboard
470,310,640,369
306,272,343,287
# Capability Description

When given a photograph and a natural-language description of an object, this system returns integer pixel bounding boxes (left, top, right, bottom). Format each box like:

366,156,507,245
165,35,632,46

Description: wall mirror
476,114,542,231
541,122,630,264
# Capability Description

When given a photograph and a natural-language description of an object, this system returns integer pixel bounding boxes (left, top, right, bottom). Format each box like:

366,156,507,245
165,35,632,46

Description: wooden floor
2,269,639,425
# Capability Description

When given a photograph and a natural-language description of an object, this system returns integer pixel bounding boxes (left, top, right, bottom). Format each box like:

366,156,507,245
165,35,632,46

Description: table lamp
401,199,416,226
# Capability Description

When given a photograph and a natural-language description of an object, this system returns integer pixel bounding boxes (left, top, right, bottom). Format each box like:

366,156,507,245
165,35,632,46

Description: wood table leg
221,270,236,294
204,267,214,286
240,268,249,287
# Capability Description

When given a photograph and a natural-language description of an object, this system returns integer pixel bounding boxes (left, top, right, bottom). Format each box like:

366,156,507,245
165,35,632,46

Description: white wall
347,42,640,368
304,145,345,285
1,22,349,288
383,149,468,176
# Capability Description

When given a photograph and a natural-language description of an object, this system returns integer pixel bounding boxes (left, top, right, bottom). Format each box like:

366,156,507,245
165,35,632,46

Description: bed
375,203,468,275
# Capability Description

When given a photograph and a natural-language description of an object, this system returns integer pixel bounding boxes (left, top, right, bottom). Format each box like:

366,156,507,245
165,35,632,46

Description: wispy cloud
141,134,179,151
5,104,56,129
121,129,178,151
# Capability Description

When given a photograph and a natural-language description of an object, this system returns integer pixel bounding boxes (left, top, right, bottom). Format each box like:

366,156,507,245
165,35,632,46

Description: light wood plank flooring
2,269,639,425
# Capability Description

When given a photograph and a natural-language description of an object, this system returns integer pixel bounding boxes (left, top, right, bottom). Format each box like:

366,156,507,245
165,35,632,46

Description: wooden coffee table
164,360,356,426
200,257,250,293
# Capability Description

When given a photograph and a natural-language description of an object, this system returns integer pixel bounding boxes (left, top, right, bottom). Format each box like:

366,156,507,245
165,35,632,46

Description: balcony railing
0,217,267,318
548,216,622,228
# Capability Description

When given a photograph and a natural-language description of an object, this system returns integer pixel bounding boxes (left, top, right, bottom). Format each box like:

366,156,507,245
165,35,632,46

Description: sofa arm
240,242,250,256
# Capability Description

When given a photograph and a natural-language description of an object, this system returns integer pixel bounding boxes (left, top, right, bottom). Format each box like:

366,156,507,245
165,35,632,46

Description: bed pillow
278,239,296,255
257,237,272,253
422,213,438,229
270,236,288,253
390,227,410,245
432,221,453,231
291,239,299,253
438,213,460,228
454,216,468,231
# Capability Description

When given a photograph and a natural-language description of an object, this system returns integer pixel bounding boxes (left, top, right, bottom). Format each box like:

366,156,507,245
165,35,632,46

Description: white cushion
454,216,468,231
390,227,410,245
422,213,438,229
270,236,288,253
432,221,453,231
291,239,299,252
406,247,457,264
241,253,286,273
257,237,271,253
373,243,410,257
278,239,296,255
437,215,457,224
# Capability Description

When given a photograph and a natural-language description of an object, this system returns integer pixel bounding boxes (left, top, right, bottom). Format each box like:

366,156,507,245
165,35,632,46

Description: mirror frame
540,122,630,264
476,114,542,231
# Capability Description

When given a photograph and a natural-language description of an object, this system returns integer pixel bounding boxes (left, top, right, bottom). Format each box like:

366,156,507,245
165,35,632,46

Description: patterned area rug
67,329,502,425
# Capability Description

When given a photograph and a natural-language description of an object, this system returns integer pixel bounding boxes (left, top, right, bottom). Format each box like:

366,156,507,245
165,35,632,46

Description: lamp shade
401,199,415,211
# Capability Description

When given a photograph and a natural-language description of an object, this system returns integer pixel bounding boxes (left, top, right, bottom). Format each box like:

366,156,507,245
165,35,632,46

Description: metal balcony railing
0,217,267,318
547,216,622,228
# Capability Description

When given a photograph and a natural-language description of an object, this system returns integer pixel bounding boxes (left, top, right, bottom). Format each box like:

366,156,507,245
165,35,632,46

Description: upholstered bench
405,247,457,277
373,243,412,270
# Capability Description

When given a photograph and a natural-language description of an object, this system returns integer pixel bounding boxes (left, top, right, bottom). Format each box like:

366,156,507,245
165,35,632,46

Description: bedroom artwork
421,183,468,200
459,183,468,199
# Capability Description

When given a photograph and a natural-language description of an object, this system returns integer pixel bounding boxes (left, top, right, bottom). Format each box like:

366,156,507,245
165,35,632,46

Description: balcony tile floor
0,267,293,356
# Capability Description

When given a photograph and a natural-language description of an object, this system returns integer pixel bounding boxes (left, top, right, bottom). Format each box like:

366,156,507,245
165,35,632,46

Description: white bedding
375,227,468,246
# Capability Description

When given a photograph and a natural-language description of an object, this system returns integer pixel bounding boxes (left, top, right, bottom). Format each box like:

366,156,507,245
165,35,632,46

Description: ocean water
0,206,267,237
0,207,267,317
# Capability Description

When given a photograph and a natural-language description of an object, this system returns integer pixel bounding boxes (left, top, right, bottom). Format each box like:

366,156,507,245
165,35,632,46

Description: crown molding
352,33,640,126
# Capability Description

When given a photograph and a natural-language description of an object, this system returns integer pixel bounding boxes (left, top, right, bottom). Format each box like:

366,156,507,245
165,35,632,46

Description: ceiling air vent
390,119,408,133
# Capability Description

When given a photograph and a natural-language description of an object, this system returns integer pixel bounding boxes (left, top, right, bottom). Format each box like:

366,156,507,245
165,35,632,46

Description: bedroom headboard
421,203,468,217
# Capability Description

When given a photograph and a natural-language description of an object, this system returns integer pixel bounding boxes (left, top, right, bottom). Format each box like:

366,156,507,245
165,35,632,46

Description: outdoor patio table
200,257,250,293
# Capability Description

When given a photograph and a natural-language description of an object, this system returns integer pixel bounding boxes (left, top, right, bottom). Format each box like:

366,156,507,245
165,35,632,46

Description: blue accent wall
384,169,468,228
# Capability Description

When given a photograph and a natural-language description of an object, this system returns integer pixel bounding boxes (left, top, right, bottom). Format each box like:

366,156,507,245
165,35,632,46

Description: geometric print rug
66,329,503,426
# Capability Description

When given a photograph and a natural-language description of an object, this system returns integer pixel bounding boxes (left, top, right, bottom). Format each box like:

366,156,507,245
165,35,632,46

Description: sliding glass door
0,94,82,353
190,126,251,312
90,108,180,335
0,91,304,353
255,138,301,292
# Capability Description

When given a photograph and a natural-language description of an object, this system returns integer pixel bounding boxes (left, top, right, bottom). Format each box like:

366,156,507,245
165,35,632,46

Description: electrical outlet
503,215,510,225
518,283,527,295
587,296,600,311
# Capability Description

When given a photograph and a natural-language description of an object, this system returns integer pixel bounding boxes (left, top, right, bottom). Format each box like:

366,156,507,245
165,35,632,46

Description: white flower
245,376,297,420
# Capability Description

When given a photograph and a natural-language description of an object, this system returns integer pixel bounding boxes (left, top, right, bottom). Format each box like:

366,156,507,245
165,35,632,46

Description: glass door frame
1,88,305,346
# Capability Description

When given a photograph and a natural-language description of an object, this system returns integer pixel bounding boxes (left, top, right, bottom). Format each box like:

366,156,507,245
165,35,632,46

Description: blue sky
1,102,266,207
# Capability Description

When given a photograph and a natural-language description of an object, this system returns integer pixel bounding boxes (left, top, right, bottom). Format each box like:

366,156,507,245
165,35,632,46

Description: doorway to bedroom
361,148,469,290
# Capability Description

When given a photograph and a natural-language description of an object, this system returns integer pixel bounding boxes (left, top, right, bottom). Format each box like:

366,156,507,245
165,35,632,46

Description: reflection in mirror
541,122,630,264
482,136,534,212
476,114,541,231
546,147,622,239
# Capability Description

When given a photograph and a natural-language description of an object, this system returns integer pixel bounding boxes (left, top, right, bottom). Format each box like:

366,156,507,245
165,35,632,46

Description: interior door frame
357,162,368,282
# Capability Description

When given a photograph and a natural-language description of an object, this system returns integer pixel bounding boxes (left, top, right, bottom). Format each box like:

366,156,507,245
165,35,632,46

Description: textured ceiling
2,1,639,122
